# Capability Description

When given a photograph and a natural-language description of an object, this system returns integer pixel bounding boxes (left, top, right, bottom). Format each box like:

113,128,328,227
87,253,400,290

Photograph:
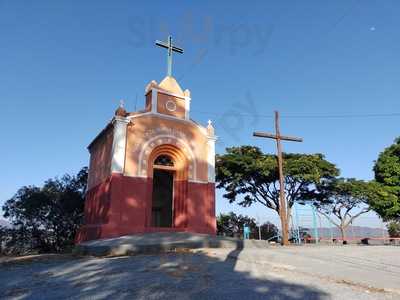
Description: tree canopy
371,138,400,221
374,137,400,187
216,212,278,240
217,212,257,238
215,146,339,219
1,167,87,254
387,221,400,238
314,178,384,241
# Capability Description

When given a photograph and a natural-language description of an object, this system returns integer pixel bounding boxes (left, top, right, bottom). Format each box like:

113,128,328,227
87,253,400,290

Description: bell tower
144,76,191,120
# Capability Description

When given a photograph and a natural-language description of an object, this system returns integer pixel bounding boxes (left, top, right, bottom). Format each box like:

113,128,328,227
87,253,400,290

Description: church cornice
145,87,191,102
127,112,209,137
87,116,130,150
87,121,114,150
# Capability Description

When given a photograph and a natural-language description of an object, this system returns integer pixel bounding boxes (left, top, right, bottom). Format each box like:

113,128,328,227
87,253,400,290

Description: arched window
154,155,174,167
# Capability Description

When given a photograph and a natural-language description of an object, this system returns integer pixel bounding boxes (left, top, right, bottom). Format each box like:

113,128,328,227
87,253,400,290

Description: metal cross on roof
155,35,184,77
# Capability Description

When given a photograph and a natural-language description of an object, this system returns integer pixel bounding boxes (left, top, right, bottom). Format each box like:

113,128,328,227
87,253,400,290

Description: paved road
226,245,400,293
0,246,399,299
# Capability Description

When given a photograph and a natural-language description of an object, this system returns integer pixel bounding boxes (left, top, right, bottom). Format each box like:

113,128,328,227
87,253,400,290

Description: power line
191,110,400,119
282,113,400,119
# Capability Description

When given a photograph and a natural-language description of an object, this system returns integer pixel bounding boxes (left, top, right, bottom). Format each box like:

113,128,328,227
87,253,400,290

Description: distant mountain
0,218,11,228
303,226,388,239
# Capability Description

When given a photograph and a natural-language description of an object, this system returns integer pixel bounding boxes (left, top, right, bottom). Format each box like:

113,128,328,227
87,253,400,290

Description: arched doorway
151,155,175,227
147,144,188,229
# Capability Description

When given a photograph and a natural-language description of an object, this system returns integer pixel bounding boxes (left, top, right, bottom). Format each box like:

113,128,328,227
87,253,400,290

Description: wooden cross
155,35,184,77
253,111,303,246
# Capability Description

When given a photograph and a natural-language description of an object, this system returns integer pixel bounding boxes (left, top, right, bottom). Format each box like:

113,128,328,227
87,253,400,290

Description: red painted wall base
75,174,216,243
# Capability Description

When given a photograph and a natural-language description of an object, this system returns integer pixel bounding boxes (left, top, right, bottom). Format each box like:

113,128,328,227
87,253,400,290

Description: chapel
75,49,217,242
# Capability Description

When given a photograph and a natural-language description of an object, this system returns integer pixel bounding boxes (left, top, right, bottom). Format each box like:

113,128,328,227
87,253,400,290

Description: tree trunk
340,225,347,244
286,205,292,240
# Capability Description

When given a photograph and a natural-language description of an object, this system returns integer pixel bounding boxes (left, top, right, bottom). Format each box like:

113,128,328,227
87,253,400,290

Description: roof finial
115,99,127,117
207,120,215,136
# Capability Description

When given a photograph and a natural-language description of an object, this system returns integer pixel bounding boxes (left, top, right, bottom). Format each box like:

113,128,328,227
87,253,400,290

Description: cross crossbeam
155,35,184,77
253,132,303,142
253,111,303,246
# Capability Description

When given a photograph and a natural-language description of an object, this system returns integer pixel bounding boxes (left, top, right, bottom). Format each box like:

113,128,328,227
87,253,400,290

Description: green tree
371,138,400,220
217,212,257,238
216,146,339,224
314,178,383,243
259,221,279,241
387,221,400,238
2,167,87,254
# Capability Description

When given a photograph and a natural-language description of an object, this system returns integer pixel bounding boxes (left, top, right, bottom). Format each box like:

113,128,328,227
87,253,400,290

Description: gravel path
0,246,399,299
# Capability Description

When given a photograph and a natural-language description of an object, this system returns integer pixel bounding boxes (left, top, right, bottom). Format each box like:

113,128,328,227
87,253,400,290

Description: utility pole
312,205,319,244
253,111,303,246
256,215,261,240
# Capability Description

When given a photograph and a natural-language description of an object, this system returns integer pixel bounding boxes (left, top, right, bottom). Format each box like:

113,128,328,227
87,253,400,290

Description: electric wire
192,110,400,119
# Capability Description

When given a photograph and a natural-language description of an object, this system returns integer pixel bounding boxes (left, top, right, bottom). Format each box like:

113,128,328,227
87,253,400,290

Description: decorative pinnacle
115,99,127,117
207,120,215,136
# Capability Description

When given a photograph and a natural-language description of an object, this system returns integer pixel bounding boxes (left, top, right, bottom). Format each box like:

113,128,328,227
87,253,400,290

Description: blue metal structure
292,201,319,244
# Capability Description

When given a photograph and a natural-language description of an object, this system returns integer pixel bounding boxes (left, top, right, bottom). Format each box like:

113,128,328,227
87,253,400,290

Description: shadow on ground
0,247,329,300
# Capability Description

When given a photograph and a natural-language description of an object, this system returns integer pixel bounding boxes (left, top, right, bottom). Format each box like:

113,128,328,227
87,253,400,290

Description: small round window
166,100,177,112
154,155,174,167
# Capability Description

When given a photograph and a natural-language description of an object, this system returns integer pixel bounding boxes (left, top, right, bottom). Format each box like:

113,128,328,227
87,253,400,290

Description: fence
291,202,391,244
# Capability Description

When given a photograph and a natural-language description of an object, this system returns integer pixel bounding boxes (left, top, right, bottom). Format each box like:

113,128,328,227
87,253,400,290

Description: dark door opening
151,169,174,227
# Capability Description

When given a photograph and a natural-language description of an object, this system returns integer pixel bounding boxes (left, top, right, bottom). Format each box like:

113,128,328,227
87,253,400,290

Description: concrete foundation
74,232,271,257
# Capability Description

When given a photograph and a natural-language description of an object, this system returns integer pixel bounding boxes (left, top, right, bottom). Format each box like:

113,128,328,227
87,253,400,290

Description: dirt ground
0,245,399,299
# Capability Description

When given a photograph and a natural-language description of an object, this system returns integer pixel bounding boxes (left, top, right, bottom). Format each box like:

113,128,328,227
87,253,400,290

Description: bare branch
317,210,340,227
345,208,371,227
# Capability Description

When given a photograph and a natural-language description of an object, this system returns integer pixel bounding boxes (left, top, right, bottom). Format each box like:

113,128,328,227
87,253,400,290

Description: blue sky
1,1,399,227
